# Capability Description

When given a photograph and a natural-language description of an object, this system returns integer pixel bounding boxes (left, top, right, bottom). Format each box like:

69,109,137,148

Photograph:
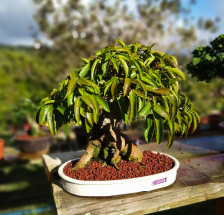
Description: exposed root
70,140,101,171
71,115,143,171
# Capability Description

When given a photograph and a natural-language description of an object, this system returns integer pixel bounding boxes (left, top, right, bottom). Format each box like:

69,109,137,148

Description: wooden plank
42,148,224,215
52,181,224,215
139,141,218,161
42,150,84,182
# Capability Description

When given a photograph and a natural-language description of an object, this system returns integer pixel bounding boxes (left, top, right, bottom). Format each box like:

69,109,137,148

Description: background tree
36,40,199,170
33,0,219,70
187,34,224,82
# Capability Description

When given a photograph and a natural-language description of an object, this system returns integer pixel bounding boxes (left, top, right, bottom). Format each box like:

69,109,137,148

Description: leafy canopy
36,39,199,148
187,34,224,82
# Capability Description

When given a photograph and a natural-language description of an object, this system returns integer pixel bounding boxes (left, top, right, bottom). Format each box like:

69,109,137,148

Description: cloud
0,0,37,45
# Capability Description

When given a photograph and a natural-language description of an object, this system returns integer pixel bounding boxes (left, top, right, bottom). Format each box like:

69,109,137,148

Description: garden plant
187,34,224,82
36,39,199,171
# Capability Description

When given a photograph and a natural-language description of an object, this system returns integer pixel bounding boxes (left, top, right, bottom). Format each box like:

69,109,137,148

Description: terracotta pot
0,139,4,160
208,114,222,129
15,133,53,153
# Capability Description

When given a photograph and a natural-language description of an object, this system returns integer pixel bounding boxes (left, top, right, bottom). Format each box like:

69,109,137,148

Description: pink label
152,177,167,185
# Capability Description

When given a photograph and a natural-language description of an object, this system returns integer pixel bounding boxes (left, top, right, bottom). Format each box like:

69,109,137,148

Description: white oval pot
58,152,179,196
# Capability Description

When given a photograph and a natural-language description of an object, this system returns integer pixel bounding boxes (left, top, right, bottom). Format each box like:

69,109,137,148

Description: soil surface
63,151,174,181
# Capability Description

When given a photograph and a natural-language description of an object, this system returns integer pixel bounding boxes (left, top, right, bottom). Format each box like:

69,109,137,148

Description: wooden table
42,140,224,215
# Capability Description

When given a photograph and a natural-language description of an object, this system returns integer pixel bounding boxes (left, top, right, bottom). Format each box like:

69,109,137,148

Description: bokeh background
0,0,223,214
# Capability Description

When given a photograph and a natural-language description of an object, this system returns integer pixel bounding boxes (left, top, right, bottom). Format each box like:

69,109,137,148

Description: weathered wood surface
42,141,224,215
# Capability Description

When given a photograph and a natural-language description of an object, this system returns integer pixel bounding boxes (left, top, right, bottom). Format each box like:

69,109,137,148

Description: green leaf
117,56,129,77
116,39,126,47
153,111,164,144
139,101,152,116
39,104,53,125
80,100,86,117
190,111,198,133
85,117,92,133
105,52,111,61
117,96,127,121
91,59,100,80
102,60,109,76
96,96,110,112
79,63,90,78
104,77,118,95
66,77,78,97
132,89,145,98
136,79,147,96
153,87,170,95
123,78,131,96
111,79,117,99
141,76,157,87
111,58,119,73
184,110,192,129
138,97,144,112
167,119,175,148
153,104,170,121
144,114,154,144
131,59,143,77
90,95,99,124
116,47,131,56
144,55,155,65
78,79,100,94
47,110,55,135
162,96,169,113
86,112,94,126
81,95,95,110
115,53,129,61
56,105,66,115
129,90,137,124
82,58,89,64
167,68,185,81
74,98,81,125
191,110,200,123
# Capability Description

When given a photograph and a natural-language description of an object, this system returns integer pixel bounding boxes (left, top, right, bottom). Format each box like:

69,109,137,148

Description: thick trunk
71,115,143,171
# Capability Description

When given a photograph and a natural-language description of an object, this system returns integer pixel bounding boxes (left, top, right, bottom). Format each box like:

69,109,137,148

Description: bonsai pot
0,139,4,161
15,133,53,153
58,152,179,197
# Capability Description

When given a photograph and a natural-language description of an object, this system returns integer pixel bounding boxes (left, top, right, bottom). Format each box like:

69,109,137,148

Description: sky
0,0,223,46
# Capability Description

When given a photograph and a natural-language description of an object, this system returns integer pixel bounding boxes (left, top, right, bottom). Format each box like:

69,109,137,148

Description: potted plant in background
14,99,53,153
187,34,224,130
37,39,199,196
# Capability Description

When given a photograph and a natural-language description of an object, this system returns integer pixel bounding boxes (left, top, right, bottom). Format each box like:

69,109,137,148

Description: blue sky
0,0,223,46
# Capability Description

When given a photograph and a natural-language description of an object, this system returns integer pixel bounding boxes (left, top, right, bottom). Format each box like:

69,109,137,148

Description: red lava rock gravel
63,150,174,181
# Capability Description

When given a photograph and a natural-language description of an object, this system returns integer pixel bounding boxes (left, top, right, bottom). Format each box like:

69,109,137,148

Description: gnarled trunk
71,115,143,171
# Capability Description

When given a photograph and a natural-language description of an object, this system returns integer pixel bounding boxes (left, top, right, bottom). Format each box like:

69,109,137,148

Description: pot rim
58,151,179,185
15,133,52,142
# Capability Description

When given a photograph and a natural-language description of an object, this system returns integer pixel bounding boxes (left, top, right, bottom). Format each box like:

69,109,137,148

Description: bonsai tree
187,34,224,82
36,39,199,171
14,99,43,136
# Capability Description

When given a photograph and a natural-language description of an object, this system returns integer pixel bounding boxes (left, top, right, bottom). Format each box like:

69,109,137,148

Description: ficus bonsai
36,39,199,171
